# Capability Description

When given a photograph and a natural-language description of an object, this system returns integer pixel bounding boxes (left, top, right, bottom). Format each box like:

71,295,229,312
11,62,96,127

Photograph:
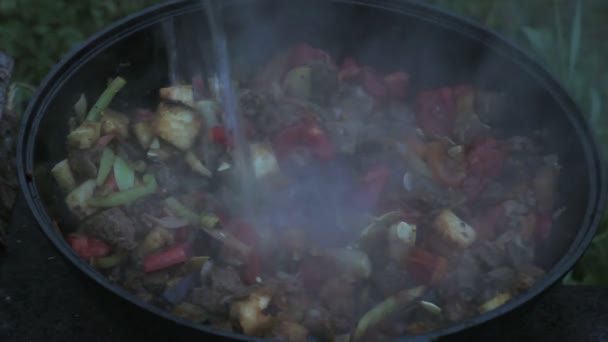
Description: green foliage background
1,0,606,284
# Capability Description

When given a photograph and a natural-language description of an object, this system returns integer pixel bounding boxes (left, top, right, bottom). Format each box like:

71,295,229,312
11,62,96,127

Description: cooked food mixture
52,43,561,341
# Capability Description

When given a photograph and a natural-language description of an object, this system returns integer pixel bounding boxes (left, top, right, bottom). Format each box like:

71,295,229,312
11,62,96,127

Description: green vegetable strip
352,286,425,341
200,212,220,229
88,174,158,207
165,197,199,223
91,253,124,269
113,156,135,191
96,148,115,186
85,77,127,122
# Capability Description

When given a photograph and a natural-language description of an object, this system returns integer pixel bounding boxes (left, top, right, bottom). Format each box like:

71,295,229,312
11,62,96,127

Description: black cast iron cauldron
16,0,607,341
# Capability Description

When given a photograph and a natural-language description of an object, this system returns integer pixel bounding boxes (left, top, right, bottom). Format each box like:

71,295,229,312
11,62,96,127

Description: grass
1,0,607,284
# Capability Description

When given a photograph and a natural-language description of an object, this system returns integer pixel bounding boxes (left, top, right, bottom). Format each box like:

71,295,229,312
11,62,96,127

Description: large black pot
16,0,606,341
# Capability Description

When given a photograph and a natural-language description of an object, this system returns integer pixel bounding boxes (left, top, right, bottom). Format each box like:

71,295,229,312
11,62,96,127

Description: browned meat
191,287,229,315
319,277,356,333
209,266,247,295
370,264,412,297
302,304,335,342
270,321,309,342
84,207,137,249
68,147,101,179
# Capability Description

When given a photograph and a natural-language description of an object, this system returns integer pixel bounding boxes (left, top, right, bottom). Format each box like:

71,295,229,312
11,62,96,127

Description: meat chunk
84,207,137,249
68,148,101,180
319,277,356,333
210,266,247,295
271,321,309,342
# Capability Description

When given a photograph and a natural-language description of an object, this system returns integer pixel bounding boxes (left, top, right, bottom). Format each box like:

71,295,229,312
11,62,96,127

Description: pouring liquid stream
203,0,256,216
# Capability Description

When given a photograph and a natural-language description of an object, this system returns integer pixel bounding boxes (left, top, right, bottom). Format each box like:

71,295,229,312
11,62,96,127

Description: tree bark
0,50,14,251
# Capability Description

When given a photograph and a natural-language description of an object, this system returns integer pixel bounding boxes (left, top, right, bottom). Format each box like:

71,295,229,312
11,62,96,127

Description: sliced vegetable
289,42,331,68
200,212,220,229
67,121,101,149
283,66,312,100
405,248,448,285
142,214,189,229
66,179,97,217
387,221,417,263
424,141,466,187
185,151,213,177
172,302,207,324
51,159,77,193
433,209,477,248
67,233,111,259
74,93,88,119
100,108,130,138
143,245,189,272
163,272,199,304
479,293,511,313
210,126,232,146
230,289,274,336
138,227,174,257
352,286,425,341
133,121,155,149
88,174,158,207
96,148,115,186
160,85,194,107
249,141,282,180
86,76,127,122
112,156,135,191
164,197,199,223
91,253,125,269
273,118,334,162
419,300,442,315
154,102,201,150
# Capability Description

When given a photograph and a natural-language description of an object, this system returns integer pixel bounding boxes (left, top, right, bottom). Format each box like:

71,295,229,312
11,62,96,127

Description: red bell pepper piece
361,68,388,99
467,138,505,178
143,245,189,272
273,118,335,162
67,234,111,259
405,248,448,285
338,57,360,81
97,133,116,148
289,43,332,68
226,220,262,285
354,165,391,209
384,71,410,99
210,126,234,146
103,170,119,192
415,87,456,136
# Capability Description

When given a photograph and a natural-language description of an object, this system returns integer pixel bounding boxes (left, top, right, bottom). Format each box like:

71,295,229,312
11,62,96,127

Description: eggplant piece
68,148,101,180
84,207,137,250
163,272,200,305
153,101,201,151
